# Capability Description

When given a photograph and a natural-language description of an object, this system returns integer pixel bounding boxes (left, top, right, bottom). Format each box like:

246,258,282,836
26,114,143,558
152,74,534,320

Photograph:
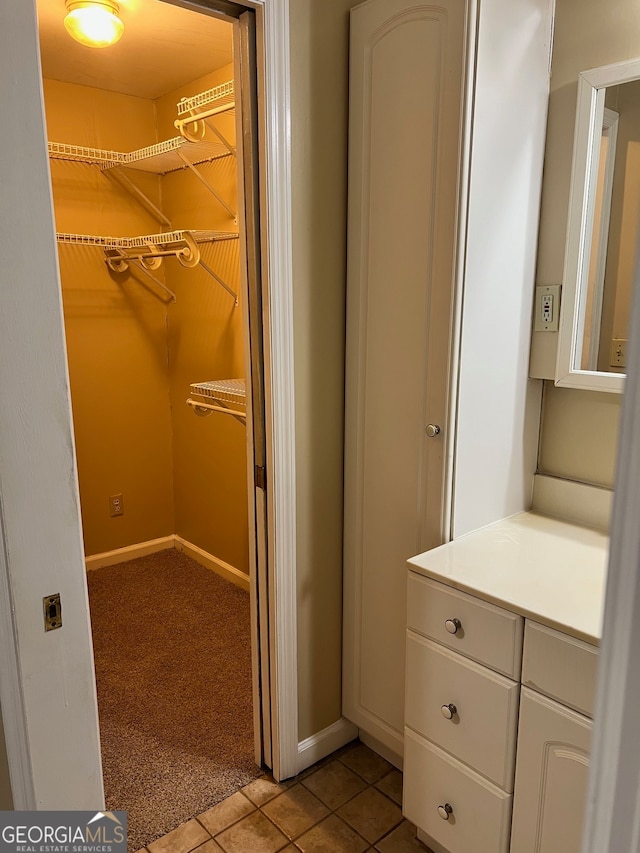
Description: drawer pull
441,703,457,720
445,618,462,634
437,803,454,821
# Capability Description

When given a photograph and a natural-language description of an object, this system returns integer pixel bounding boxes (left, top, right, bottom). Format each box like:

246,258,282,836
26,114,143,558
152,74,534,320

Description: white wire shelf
190,379,246,406
56,229,238,248
49,137,231,174
177,80,235,116
48,142,127,166
187,377,246,422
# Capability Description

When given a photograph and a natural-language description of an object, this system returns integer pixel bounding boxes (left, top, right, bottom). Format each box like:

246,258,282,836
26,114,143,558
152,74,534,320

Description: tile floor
135,741,431,853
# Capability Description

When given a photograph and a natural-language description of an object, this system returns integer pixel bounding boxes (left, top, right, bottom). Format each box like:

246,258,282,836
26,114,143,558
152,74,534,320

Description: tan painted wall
43,79,175,557
290,0,360,741
530,0,640,487
155,66,249,573
538,383,621,488
0,708,12,809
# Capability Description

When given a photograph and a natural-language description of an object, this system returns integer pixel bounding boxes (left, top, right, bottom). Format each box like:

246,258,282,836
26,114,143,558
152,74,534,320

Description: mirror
556,57,640,393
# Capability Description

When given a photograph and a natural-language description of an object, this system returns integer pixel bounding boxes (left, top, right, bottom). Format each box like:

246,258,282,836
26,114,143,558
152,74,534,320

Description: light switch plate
534,285,561,332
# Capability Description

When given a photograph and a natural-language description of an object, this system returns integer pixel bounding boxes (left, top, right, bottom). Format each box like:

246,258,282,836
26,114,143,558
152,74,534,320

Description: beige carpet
87,549,262,852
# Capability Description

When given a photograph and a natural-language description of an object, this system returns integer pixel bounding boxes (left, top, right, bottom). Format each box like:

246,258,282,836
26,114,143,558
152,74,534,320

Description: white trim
258,0,299,781
84,534,251,591
297,718,358,774
1,0,299,803
85,536,175,570
531,474,612,532
556,57,640,394
582,241,640,852
175,536,250,591
584,108,618,372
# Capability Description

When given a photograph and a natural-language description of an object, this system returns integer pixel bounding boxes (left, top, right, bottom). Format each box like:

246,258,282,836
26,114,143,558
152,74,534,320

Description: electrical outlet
534,285,561,332
610,339,628,368
109,493,124,517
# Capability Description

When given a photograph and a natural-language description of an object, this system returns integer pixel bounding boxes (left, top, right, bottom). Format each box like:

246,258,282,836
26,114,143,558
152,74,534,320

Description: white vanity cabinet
509,688,591,853
403,515,605,853
404,574,523,853
510,622,598,853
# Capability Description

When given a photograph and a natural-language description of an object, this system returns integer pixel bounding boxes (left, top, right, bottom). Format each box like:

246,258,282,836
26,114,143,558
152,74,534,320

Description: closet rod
186,398,246,421
174,102,235,141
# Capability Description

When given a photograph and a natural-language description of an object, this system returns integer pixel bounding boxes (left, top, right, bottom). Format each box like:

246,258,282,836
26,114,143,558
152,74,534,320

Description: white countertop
407,511,609,645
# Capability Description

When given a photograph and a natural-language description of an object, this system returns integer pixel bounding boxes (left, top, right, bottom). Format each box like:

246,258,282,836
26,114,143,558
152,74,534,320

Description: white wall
452,0,554,537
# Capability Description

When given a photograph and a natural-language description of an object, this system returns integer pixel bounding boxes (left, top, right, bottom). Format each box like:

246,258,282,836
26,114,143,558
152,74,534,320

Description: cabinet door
342,0,467,756
510,688,591,853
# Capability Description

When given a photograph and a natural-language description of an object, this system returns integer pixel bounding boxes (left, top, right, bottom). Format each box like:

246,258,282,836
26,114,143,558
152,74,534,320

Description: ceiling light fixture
64,1,124,49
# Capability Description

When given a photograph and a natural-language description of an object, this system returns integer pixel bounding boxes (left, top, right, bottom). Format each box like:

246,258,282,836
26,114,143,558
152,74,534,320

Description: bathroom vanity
403,512,608,853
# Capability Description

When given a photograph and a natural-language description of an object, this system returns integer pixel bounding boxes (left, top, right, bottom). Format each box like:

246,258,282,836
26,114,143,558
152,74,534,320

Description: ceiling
36,0,234,99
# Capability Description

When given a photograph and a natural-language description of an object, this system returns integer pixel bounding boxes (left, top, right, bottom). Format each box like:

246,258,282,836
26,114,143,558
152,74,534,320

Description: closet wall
45,79,175,557
44,63,249,575
158,65,249,574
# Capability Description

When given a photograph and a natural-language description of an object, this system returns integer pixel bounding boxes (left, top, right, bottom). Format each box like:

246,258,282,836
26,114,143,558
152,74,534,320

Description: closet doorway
35,0,271,844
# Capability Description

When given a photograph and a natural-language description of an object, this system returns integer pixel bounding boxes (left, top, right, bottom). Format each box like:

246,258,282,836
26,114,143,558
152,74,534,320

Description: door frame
581,249,640,852
0,0,297,810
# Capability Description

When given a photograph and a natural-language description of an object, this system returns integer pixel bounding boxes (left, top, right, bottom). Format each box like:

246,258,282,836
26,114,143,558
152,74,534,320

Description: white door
0,0,297,809
342,0,468,758
510,688,592,853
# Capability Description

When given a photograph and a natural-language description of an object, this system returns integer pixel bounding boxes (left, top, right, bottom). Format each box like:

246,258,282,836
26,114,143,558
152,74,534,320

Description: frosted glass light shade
64,1,124,48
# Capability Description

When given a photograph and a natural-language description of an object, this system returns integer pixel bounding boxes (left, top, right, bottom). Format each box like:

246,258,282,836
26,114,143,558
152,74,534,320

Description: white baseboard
85,535,175,570
85,536,249,593
297,717,358,774
174,536,250,591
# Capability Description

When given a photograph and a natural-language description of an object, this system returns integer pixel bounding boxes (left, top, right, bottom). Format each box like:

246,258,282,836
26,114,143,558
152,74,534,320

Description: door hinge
255,465,266,490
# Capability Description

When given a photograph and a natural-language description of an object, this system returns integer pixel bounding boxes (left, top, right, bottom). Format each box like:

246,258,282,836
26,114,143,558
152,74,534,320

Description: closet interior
37,0,260,845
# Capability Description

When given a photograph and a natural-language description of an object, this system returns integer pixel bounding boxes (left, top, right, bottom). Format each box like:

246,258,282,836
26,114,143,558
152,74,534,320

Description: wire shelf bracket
175,80,236,156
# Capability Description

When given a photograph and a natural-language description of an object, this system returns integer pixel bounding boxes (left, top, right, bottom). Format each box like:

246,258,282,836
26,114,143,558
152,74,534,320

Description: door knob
426,424,441,438
441,703,457,720
437,803,453,821
445,618,462,634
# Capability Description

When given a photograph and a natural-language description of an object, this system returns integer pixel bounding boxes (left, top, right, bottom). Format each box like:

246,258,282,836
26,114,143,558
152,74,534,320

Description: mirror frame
556,56,640,394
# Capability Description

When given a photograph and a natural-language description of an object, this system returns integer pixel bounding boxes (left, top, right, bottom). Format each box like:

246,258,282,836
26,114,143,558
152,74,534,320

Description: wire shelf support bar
199,258,238,305
175,149,236,221
127,260,177,303
103,169,172,228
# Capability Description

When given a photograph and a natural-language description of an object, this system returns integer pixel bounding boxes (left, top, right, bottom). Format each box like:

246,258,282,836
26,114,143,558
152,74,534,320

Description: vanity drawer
405,631,519,790
403,727,512,853
407,572,523,678
522,621,599,718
